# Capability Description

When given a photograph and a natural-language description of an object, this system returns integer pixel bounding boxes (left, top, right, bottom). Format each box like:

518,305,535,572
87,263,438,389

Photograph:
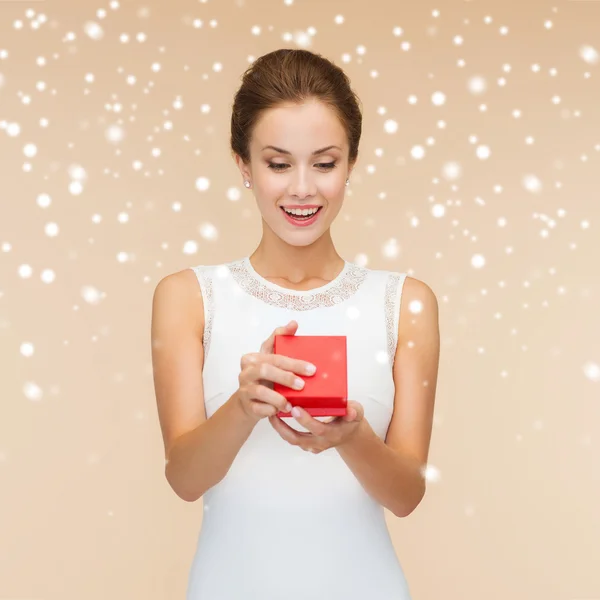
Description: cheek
320,178,346,197
255,175,285,196
322,168,347,192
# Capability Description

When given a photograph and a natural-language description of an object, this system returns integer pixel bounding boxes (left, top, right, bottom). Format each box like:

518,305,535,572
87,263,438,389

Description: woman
151,48,440,599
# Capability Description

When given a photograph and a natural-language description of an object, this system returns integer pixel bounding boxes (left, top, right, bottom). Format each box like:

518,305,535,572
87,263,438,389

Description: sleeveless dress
186,255,411,600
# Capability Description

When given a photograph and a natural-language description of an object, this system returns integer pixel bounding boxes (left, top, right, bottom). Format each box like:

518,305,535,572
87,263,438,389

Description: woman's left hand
268,401,365,454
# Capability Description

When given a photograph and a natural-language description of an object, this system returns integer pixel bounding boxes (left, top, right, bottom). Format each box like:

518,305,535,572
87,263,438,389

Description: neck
249,231,344,284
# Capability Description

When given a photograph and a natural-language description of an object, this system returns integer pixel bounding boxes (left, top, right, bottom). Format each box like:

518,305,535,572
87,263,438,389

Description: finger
257,353,315,378
269,415,312,444
251,401,281,418
238,357,259,385
244,383,289,413
269,415,298,444
301,444,320,454
343,408,356,421
240,352,262,372
290,406,326,436
352,401,364,420
259,320,298,354
252,361,306,392
261,321,298,353
269,354,317,377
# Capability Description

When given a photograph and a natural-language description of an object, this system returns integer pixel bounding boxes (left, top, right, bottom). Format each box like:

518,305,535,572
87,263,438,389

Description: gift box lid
273,335,347,401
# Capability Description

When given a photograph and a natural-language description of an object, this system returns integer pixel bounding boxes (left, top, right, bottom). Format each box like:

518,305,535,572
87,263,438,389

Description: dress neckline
241,255,351,296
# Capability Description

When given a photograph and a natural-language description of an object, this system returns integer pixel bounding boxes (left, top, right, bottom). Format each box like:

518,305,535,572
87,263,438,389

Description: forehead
252,100,346,152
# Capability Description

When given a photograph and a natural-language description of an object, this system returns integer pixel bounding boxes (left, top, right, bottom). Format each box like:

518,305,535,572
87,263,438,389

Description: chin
267,221,327,246
261,208,329,246
276,231,324,247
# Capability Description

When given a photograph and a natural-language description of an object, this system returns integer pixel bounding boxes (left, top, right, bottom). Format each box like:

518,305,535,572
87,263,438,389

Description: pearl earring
244,180,251,188
345,178,349,186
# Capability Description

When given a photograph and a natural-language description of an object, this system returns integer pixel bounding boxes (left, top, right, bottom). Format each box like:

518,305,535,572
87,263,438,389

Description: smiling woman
152,48,439,600
235,97,352,249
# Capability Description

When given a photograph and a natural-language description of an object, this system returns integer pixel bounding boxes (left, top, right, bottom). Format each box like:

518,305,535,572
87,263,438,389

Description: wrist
229,393,260,428
337,417,369,450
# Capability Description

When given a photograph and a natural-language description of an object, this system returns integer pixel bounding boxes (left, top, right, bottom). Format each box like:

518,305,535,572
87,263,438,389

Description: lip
280,206,323,227
280,204,322,209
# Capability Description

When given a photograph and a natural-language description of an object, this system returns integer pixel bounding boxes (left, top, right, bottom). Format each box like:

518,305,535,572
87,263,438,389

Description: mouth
280,206,323,227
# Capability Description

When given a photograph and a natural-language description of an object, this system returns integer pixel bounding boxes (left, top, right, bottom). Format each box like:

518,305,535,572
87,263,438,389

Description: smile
280,206,323,227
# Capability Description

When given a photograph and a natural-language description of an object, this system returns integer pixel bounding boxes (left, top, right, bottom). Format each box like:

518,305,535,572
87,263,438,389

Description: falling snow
0,8,597,586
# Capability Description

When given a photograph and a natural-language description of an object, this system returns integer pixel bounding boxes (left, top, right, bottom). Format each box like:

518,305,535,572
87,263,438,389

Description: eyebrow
261,145,342,156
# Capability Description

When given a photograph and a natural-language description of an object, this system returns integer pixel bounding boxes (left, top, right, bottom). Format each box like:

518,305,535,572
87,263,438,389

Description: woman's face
237,99,354,247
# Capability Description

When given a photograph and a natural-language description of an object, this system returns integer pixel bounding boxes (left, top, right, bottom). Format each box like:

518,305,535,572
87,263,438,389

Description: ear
234,154,251,182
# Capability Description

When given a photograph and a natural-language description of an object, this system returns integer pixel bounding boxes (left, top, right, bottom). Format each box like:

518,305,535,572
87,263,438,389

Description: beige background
1,0,599,599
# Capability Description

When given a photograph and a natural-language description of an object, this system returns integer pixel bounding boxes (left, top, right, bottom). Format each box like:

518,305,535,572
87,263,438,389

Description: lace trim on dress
385,272,406,370
190,266,214,363
192,261,404,369
227,258,368,311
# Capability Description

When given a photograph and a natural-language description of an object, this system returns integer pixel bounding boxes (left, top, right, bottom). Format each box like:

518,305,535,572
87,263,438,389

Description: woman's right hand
234,320,317,423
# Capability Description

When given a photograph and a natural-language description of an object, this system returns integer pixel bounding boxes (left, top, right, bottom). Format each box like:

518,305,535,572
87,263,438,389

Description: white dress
186,256,411,600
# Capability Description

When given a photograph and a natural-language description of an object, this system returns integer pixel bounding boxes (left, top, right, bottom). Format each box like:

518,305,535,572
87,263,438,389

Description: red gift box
273,334,347,418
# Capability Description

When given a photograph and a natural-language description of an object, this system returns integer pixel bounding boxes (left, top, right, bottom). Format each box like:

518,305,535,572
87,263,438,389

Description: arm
166,393,257,502
336,420,426,518
151,270,257,503
337,276,440,517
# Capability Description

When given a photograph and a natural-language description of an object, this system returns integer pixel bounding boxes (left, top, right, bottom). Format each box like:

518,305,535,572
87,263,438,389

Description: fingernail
286,403,293,412
305,363,316,375
293,377,305,389
291,407,301,418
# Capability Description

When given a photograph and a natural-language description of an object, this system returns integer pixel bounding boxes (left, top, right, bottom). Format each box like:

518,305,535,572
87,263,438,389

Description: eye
267,162,289,171
267,162,337,171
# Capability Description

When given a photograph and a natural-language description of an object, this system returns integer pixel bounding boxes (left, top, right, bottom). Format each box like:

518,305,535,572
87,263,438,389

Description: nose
288,168,316,199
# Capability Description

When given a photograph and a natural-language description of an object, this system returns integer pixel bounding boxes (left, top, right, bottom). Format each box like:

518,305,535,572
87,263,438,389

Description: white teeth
283,207,319,216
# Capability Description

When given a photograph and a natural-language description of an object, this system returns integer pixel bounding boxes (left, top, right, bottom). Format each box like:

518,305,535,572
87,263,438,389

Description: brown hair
230,49,362,167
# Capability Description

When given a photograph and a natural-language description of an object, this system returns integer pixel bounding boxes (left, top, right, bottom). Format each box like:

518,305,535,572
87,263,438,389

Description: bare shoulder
151,267,207,460
399,276,439,321
152,267,205,337
396,274,439,353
